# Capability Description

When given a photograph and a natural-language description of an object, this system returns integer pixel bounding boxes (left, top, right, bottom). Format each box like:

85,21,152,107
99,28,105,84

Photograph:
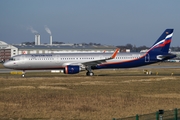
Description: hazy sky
0,0,179,47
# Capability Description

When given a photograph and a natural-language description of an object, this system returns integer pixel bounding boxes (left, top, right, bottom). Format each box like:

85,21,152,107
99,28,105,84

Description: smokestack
35,34,40,45
38,34,40,45
50,35,52,45
35,34,37,45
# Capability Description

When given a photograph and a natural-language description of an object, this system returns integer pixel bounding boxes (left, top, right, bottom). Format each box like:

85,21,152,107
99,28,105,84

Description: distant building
0,41,117,61
0,41,18,61
14,44,116,54
140,49,149,53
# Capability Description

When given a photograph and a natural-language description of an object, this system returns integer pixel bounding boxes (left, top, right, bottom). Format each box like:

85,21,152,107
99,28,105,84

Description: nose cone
3,62,11,69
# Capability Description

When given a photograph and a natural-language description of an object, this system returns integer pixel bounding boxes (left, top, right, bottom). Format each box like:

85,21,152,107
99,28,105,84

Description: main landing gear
86,71,94,76
86,66,94,76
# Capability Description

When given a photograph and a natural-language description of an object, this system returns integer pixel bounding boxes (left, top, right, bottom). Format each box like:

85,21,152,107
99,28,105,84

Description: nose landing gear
21,70,25,77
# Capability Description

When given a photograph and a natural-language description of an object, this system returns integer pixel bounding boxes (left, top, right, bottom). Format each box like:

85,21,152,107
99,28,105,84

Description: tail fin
148,29,173,53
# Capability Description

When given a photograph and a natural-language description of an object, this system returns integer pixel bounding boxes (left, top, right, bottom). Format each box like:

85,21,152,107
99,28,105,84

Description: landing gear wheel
21,70,26,78
21,74,25,78
86,72,94,76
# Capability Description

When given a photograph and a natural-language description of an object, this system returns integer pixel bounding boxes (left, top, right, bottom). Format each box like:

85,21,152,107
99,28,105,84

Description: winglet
111,48,120,59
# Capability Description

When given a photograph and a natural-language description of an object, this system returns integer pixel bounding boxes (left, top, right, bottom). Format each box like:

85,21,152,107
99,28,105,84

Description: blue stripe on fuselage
95,55,155,69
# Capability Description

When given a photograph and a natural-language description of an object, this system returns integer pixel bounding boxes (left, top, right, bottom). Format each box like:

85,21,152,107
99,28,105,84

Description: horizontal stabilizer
157,54,176,60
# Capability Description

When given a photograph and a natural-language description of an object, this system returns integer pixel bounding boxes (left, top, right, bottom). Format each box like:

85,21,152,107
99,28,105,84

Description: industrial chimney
35,34,37,45
35,34,40,45
50,35,52,45
37,34,40,45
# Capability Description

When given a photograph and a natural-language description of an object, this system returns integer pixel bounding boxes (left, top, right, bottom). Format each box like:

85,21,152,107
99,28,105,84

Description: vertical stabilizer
148,29,173,53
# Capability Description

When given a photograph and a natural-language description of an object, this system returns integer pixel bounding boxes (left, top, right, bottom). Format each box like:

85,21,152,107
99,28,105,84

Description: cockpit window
9,58,15,61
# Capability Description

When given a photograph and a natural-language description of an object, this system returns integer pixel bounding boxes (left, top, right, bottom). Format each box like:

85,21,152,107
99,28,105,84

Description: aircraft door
145,53,149,62
56,55,60,63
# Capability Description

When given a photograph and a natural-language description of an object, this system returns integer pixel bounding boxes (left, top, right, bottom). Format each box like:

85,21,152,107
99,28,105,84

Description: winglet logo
166,32,169,34
111,48,120,59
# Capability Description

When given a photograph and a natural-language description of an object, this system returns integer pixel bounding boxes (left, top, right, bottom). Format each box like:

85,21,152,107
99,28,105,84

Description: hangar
0,41,116,61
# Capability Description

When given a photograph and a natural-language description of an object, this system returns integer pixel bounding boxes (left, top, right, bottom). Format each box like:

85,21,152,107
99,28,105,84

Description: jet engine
64,65,81,74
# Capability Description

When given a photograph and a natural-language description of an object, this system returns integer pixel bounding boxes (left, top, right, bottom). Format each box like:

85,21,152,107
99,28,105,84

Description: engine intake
64,65,80,74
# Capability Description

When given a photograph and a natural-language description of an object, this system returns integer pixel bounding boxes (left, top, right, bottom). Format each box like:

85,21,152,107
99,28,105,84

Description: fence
113,108,180,120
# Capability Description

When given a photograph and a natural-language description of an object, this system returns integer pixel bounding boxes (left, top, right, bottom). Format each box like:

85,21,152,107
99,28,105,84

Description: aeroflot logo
166,32,169,34
31,55,52,57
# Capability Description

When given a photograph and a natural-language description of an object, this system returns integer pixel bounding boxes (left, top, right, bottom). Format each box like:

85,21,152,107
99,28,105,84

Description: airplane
3,29,176,77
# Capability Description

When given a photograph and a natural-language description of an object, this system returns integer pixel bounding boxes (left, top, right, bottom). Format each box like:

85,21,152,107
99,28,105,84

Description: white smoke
28,26,38,34
45,25,51,35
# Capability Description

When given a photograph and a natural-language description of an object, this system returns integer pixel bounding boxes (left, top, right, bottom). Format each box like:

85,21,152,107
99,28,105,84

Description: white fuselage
4,52,143,70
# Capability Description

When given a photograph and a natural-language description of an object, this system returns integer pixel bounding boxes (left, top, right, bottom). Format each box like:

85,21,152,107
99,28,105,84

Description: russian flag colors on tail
148,29,173,54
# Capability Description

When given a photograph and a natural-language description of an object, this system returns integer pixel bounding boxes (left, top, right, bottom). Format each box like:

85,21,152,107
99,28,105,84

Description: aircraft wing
82,48,120,66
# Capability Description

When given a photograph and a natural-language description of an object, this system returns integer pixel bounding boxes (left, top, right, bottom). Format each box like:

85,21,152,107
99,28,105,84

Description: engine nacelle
64,65,80,74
